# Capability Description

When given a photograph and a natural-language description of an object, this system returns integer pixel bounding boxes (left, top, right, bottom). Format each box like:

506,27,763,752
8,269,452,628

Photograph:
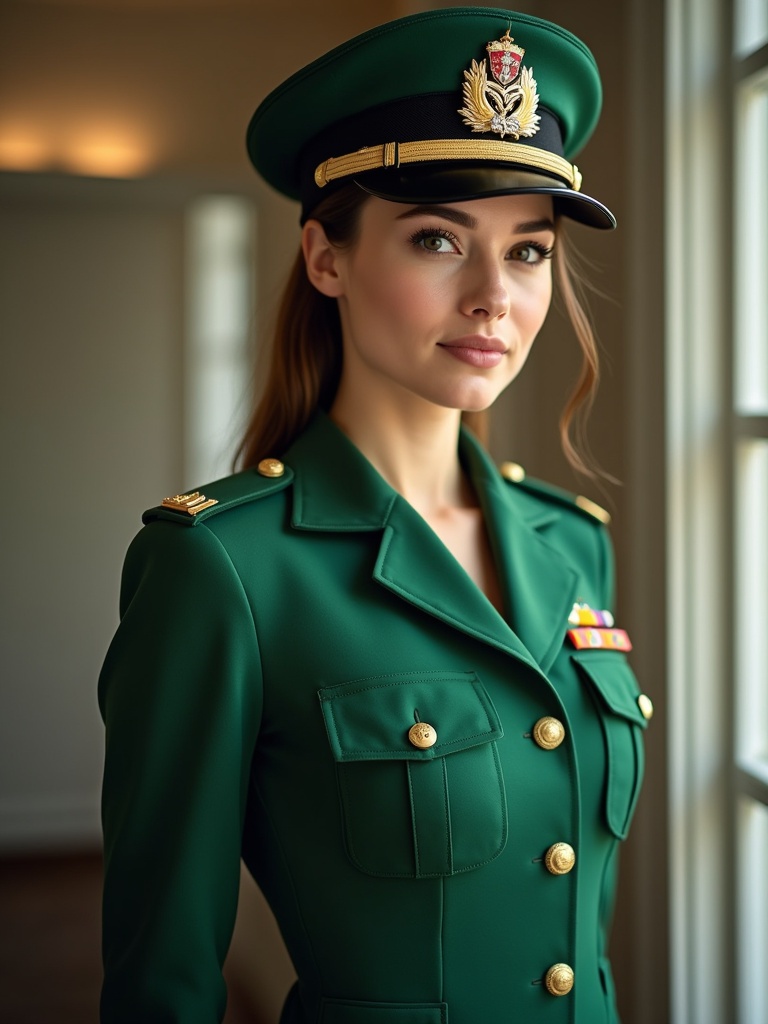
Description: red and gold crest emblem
487,31,524,85
458,30,540,140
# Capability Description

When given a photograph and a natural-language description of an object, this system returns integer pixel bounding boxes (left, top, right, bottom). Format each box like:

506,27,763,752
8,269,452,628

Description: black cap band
299,92,566,212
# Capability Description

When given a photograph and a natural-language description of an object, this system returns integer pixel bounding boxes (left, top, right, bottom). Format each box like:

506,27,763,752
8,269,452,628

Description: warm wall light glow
0,119,155,177
0,133,51,171
62,135,153,178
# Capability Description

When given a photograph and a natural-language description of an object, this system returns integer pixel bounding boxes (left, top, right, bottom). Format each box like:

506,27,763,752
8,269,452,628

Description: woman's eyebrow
395,207,556,235
514,218,556,234
395,205,478,228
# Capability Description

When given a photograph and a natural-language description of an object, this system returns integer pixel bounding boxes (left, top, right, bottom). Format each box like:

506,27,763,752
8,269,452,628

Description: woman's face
313,192,555,415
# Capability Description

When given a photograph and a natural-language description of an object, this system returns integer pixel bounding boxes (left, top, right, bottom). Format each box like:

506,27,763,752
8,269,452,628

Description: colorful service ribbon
567,627,633,652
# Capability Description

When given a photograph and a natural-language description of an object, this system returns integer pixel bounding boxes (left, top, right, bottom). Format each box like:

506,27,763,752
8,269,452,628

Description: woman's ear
302,220,345,298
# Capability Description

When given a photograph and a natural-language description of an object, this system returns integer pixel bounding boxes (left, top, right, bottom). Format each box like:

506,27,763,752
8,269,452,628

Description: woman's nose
459,257,510,320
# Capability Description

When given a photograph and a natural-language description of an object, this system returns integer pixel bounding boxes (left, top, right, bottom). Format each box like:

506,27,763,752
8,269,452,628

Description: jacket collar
287,411,396,531
286,413,578,673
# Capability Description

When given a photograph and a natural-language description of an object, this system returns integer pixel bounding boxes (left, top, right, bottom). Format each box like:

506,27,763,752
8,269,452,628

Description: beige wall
0,0,391,182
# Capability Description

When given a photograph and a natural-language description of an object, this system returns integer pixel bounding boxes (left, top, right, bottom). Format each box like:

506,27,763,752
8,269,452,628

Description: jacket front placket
287,416,587,1018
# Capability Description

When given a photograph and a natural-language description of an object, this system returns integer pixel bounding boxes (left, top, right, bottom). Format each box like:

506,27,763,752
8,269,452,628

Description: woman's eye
423,235,450,252
410,228,460,254
510,242,554,265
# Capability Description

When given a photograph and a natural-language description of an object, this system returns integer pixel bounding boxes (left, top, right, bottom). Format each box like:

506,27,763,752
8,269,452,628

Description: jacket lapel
371,492,540,668
458,430,579,673
287,414,578,675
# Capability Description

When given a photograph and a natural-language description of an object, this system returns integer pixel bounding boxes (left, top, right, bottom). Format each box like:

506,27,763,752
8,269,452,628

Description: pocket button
408,722,437,749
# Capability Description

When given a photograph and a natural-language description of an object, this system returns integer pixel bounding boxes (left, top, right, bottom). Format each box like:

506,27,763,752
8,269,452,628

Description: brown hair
236,186,601,475
553,227,602,478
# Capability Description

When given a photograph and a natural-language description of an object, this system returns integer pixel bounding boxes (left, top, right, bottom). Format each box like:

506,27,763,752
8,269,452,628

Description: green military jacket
99,412,649,1024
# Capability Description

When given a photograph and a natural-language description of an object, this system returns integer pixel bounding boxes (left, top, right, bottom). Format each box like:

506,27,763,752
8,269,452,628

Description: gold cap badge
458,30,541,140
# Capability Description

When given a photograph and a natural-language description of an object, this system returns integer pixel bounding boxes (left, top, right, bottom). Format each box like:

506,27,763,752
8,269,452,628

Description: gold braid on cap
314,139,581,192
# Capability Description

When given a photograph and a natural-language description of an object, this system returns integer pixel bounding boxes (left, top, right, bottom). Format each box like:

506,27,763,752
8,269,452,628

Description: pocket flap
572,651,648,728
318,670,502,762
319,998,447,1023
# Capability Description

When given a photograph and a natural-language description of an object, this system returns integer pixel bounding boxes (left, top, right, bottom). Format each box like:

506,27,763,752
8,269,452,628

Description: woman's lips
437,336,508,368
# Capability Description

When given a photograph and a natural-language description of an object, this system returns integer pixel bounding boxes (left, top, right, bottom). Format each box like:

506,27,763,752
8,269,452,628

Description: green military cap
247,6,615,230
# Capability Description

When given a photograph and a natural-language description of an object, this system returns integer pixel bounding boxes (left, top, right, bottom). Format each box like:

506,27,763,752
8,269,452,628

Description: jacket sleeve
98,520,263,1024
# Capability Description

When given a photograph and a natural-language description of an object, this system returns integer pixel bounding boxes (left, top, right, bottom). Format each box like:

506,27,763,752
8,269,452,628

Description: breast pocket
318,670,507,878
571,651,649,839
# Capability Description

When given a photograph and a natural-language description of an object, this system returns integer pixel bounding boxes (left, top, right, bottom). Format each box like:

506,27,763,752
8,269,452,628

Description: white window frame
666,0,768,1021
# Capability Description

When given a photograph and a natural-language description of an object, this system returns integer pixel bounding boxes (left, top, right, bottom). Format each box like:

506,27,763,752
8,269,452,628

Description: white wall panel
0,181,183,849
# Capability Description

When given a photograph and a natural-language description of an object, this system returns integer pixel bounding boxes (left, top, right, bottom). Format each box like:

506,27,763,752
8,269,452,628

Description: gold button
257,458,285,478
638,694,654,720
532,717,565,750
544,842,576,875
408,722,437,749
500,460,526,483
545,963,574,996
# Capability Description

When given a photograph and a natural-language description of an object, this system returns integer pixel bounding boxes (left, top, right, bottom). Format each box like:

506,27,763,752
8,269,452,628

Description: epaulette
499,461,611,525
142,457,293,526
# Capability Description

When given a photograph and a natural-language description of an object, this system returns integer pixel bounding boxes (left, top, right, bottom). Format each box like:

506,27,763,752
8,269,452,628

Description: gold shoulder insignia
499,463,612,526
144,463,293,527
575,495,612,525
161,491,218,516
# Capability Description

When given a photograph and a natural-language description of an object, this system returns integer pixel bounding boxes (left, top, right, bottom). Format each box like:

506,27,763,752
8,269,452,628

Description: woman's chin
442,381,514,415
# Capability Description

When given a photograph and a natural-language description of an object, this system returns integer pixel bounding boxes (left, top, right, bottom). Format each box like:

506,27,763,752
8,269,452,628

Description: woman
99,8,652,1023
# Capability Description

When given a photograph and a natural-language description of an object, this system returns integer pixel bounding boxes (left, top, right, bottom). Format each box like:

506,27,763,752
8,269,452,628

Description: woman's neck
329,389,474,517
329,383,502,614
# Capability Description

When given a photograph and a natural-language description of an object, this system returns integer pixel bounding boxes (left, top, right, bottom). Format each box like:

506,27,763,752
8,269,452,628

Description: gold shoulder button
638,694,654,720
258,457,285,478
574,495,611,525
161,491,218,516
500,461,526,483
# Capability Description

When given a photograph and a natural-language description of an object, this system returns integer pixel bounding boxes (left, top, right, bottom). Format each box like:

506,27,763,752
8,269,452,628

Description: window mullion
734,415,768,438
734,763,768,806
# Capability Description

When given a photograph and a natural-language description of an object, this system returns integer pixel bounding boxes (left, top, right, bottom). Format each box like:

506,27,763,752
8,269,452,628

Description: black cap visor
352,165,615,230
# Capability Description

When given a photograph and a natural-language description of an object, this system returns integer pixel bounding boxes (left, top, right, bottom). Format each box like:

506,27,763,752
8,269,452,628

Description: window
732,18,768,1024
184,195,256,486
668,1,768,1020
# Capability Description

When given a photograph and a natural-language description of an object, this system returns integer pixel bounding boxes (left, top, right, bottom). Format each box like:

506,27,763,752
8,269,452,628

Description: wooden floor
0,852,258,1023
0,852,104,1024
